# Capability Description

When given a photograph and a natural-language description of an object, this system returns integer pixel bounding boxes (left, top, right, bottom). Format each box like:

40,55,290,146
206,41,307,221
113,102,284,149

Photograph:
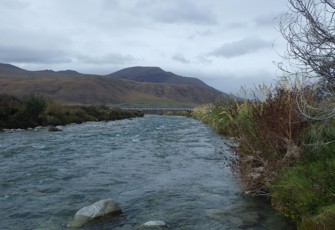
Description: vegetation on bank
0,94,144,130
193,87,335,228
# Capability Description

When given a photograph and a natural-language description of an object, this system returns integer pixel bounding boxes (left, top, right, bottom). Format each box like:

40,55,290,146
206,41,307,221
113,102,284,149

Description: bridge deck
115,106,194,114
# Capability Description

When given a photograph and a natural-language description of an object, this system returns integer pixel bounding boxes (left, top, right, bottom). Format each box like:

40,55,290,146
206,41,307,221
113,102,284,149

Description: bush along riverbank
0,94,144,130
192,87,335,229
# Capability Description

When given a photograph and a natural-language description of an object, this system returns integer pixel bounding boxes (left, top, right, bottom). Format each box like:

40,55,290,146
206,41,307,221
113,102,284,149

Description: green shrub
64,107,97,123
0,94,21,128
8,94,47,128
21,94,46,121
299,204,335,230
271,157,335,224
302,121,335,162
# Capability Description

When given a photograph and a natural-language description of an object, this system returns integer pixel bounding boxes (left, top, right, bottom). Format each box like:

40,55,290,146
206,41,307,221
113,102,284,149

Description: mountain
108,66,209,87
0,63,227,105
0,63,28,77
0,63,89,79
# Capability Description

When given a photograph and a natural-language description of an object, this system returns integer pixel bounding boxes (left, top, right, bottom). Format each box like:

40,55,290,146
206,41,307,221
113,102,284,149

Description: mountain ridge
0,63,227,105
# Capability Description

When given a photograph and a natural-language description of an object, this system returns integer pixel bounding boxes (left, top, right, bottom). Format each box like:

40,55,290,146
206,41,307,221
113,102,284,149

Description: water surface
0,115,294,229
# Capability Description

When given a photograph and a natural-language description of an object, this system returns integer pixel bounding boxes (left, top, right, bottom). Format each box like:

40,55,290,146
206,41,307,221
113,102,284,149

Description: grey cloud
209,37,272,58
254,12,283,27
222,12,284,30
196,56,212,64
225,21,249,29
0,46,71,64
172,53,190,64
137,0,217,25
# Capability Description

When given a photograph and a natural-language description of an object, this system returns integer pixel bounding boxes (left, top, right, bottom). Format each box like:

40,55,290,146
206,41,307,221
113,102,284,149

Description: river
0,115,294,229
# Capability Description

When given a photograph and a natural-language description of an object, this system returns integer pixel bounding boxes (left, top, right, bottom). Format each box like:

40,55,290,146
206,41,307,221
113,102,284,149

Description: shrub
302,120,335,162
299,204,335,230
193,87,312,195
64,107,97,124
0,94,21,128
21,94,46,122
42,101,67,125
9,94,47,128
271,157,335,225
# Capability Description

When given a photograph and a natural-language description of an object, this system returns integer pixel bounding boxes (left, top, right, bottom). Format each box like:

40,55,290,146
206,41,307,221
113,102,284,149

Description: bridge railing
118,106,193,111
112,106,194,114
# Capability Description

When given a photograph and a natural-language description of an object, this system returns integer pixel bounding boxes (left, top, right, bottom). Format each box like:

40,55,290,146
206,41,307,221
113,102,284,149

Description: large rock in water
67,199,122,228
140,220,168,229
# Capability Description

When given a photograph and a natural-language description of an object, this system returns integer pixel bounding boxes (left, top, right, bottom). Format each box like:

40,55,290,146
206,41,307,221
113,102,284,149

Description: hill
0,64,227,106
108,66,210,88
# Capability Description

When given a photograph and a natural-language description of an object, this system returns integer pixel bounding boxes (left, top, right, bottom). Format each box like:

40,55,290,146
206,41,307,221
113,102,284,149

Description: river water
0,115,294,229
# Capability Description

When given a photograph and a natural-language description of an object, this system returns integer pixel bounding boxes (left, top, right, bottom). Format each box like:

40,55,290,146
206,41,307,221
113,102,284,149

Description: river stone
48,126,62,132
67,199,122,228
140,220,168,229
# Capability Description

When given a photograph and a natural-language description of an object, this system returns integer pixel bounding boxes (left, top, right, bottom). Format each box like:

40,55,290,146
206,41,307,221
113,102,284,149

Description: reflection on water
0,115,294,229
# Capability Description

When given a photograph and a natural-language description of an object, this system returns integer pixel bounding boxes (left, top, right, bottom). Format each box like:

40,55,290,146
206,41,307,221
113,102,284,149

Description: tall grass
194,88,311,195
192,102,237,135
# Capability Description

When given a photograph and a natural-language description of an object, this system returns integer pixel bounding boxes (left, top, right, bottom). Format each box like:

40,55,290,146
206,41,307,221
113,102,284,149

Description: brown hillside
0,64,225,105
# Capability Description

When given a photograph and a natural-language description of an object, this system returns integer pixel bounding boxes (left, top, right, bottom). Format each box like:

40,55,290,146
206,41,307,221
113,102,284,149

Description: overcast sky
0,0,289,94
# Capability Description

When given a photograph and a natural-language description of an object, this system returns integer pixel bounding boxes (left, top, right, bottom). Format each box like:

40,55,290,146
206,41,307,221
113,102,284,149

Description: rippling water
0,115,294,229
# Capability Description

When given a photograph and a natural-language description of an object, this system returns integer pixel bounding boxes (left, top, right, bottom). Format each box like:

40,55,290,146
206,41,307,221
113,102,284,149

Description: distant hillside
0,63,227,105
0,63,28,77
0,63,88,79
108,66,210,88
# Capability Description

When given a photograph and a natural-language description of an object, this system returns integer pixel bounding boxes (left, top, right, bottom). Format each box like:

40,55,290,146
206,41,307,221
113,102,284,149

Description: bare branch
279,0,335,123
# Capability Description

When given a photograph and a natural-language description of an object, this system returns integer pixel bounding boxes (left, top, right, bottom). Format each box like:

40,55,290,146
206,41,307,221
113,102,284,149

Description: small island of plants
0,94,144,130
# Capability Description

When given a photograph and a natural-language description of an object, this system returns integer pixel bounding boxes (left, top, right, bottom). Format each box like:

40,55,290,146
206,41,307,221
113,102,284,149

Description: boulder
48,126,62,132
67,199,122,228
140,220,168,229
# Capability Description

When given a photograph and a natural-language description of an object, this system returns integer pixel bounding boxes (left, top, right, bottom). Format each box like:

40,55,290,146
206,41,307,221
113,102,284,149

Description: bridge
115,106,194,115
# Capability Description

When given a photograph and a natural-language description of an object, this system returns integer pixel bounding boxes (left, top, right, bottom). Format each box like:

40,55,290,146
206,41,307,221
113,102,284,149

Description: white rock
248,172,262,180
67,199,122,228
144,221,167,227
140,220,168,229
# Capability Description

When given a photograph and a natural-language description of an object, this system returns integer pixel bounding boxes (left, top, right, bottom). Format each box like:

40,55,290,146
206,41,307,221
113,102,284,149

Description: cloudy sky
0,0,289,94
